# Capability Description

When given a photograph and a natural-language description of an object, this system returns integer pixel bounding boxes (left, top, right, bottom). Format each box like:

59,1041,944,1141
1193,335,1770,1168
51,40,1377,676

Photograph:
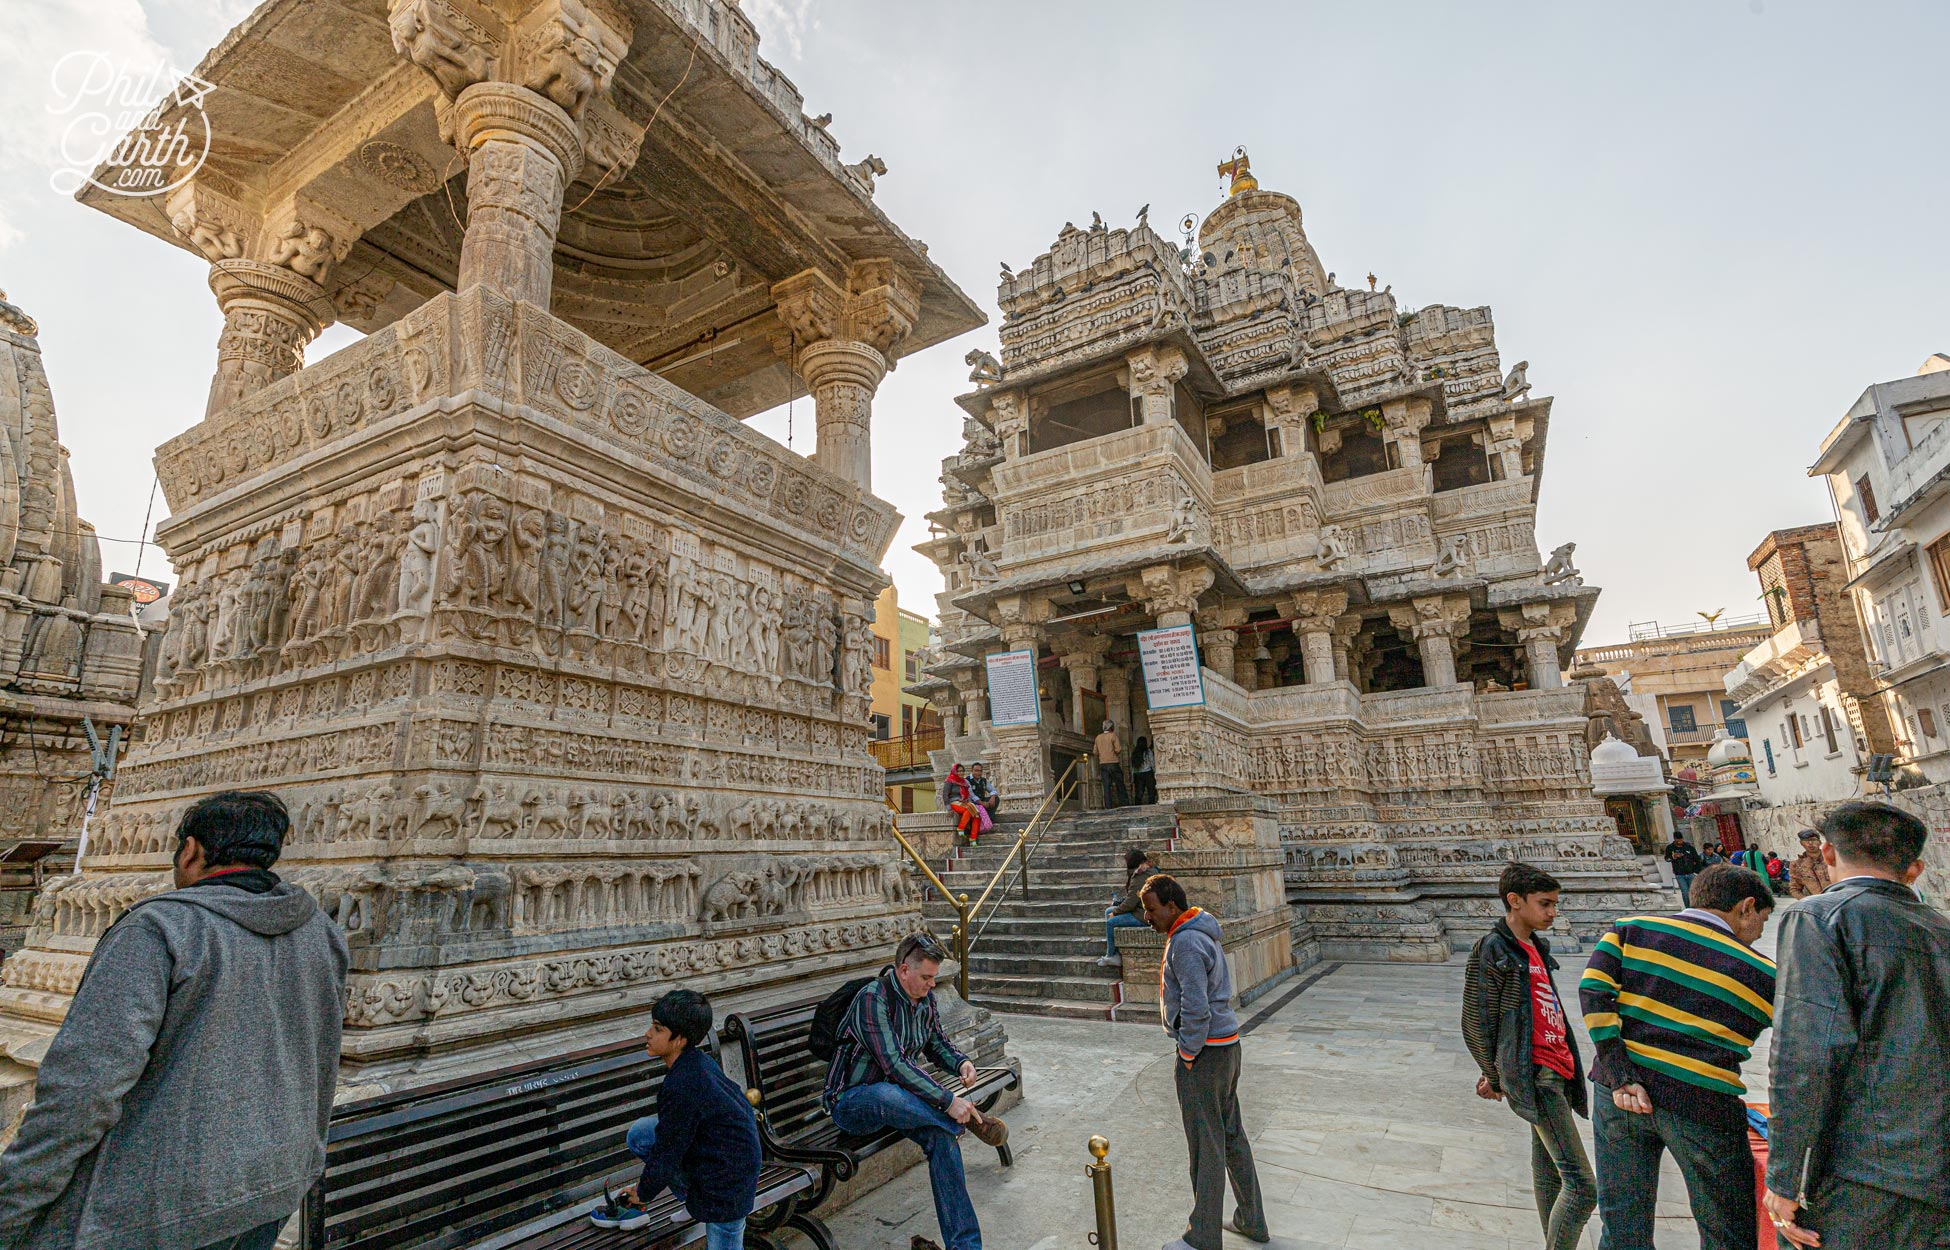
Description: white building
1809,354,1950,782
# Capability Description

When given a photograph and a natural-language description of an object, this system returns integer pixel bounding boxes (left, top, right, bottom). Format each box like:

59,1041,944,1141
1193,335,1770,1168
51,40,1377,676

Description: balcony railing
870,728,944,771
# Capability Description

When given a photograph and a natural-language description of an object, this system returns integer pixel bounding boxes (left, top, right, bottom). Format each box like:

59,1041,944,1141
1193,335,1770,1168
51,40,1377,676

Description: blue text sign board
1138,624,1206,710
985,648,1042,727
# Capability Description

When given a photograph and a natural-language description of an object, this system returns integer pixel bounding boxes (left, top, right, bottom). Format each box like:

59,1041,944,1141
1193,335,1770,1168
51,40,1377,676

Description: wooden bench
722,994,1020,1209
302,1035,831,1250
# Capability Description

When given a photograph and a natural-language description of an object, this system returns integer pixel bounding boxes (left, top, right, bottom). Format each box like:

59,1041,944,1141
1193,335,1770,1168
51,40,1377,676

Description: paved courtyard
819,915,1784,1250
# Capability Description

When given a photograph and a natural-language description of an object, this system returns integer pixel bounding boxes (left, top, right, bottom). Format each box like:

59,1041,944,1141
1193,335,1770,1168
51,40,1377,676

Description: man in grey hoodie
1141,874,1267,1250
0,790,349,1250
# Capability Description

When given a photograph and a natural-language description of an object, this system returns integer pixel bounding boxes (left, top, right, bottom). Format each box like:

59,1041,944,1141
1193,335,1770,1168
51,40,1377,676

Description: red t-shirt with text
1519,939,1576,1079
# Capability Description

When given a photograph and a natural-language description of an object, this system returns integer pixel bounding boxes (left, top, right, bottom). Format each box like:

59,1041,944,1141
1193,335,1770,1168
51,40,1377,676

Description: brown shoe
911,1238,945,1250
966,1109,1008,1148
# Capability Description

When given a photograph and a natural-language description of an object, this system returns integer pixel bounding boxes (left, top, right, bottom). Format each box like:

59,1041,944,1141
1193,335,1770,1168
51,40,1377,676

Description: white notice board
985,649,1042,727
1138,624,1207,710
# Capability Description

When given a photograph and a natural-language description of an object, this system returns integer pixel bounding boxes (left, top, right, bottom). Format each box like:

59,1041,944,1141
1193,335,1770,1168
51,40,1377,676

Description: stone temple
913,154,1670,970
0,0,989,1102
0,293,146,955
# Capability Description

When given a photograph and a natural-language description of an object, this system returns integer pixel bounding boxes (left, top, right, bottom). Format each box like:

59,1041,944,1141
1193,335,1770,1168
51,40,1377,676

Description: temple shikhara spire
912,160,1665,978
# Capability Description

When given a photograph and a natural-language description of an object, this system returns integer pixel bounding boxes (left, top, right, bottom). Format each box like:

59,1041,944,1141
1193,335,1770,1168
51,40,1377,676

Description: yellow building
869,587,939,812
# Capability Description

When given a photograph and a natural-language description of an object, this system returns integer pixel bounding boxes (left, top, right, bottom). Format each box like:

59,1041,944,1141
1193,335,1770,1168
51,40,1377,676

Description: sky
2,0,1947,647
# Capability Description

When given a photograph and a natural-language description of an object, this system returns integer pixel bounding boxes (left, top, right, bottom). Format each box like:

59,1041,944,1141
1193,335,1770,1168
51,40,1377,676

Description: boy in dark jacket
1462,863,1594,1250
592,989,760,1248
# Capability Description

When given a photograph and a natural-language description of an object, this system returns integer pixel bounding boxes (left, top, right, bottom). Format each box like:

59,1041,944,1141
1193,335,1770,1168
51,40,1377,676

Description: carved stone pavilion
913,155,1670,963
0,292,146,955
0,0,986,1101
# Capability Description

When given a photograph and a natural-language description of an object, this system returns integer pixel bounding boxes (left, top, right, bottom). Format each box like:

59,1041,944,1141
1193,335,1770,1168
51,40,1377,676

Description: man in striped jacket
1578,863,1776,1250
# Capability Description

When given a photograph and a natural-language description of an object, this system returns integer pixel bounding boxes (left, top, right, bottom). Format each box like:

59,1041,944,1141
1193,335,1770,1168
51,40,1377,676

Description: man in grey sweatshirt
0,790,348,1250
1141,873,1267,1250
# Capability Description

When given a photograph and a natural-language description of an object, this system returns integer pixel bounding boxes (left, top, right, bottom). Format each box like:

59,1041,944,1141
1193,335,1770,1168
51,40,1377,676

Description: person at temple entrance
1093,721,1128,809
1787,828,1831,899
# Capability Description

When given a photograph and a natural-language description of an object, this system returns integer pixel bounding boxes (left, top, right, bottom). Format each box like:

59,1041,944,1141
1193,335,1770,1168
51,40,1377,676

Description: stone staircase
922,805,1180,1020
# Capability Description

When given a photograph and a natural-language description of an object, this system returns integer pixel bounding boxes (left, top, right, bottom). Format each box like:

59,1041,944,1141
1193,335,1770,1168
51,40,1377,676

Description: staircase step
967,972,1122,1001
967,995,1127,1022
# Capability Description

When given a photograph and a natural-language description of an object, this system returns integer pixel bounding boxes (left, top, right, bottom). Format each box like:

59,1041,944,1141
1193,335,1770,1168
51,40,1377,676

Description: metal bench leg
997,1141,1013,1169
785,1211,835,1250
742,1230,784,1250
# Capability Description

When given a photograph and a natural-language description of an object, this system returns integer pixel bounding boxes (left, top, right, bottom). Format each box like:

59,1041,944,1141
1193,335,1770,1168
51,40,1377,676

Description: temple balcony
992,422,1211,570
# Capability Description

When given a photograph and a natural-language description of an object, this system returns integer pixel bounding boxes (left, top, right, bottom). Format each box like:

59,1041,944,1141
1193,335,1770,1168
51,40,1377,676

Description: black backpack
808,976,875,1062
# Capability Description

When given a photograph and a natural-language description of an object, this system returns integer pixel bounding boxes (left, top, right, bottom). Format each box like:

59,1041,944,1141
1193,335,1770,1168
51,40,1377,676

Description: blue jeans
830,1082,980,1250
626,1116,746,1249
1105,908,1147,956
1675,873,1696,905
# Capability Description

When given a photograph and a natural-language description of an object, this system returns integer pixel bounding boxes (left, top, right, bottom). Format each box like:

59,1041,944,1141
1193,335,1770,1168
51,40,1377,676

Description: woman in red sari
945,763,982,843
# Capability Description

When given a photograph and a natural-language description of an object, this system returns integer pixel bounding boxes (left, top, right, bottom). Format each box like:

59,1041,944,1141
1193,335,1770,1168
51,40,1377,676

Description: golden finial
1088,1135,1110,1162
1216,146,1257,197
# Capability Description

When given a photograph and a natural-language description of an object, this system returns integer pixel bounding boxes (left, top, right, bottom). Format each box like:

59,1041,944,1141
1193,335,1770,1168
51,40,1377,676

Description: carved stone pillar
1331,615,1360,684
1100,664,1133,740
452,82,584,307
1389,595,1472,689
1382,396,1433,473
1499,601,1578,691
1200,629,1237,681
204,260,335,417
774,263,920,491
1286,588,1349,687
798,340,886,489
990,595,1053,811
390,0,629,310
1126,344,1189,427
1129,563,1213,631
1061,651,1099,736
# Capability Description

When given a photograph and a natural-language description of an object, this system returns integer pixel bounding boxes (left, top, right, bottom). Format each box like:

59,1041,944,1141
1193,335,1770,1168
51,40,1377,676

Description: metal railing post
1086,1135,1117,1249
956,893,971,1000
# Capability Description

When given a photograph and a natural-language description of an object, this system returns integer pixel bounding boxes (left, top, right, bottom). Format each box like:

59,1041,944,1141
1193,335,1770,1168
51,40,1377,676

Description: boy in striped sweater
1578,863,1776,1250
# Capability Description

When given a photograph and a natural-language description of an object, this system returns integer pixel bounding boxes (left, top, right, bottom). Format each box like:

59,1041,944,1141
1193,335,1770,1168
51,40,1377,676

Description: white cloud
743,0,817,60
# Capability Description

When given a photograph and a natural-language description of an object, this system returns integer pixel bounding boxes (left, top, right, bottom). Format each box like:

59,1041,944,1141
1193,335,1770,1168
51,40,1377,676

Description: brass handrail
971,768,1080,949
1086,1135,1118,1248
966,757,1080,923
887,757,1080,1000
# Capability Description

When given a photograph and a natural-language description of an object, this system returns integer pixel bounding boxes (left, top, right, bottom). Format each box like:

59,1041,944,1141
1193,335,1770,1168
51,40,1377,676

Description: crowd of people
1466,802,1950,1249
0,788,1943,1250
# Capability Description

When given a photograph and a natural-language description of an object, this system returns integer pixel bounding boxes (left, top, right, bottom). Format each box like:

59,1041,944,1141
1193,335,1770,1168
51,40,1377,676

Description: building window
1786,713,1803,749
900,787,915,814
1668,705,1697,733
1763,738,1776,776
1930,535,1950,615
872,635,891,670
1720,699,1746,739
1857,475,1879,524
1819,705,1839,754
905,653,920,680
871,713,891,739
1922,706,1939,739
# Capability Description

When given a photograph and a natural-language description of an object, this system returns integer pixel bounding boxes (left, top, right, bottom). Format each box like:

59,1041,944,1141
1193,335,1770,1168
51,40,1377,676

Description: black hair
176,791,289,869
896,931,949,968
1796,827,1822,841
1688,863,1774,914
652,988,712,1047
1125,845,1152,874
1141,872,1188,910
1819,802,1928,873
1498,862,1561,908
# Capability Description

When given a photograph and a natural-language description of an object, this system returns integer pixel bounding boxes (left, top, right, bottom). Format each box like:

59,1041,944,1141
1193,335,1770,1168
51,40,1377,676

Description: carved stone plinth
0,287,927,1086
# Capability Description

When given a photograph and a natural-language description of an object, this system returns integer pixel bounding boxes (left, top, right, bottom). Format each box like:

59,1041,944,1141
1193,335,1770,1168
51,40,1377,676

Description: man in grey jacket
0,791,348,1250
1763,802,1950,1248
1141,874,1266,1250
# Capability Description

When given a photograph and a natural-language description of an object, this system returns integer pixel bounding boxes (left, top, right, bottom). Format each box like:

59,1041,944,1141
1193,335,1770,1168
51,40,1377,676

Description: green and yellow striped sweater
1578,914,1776,1126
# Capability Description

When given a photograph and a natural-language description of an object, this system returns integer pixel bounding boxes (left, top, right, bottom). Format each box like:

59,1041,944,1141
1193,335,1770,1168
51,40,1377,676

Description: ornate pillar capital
389,0,631,310
1388,594,1472,688
1499,600,1578,690
174,176,352,416
1285,588,1348,686
771,263,920,490
1130,563,1213,626
1126,343,1190,426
